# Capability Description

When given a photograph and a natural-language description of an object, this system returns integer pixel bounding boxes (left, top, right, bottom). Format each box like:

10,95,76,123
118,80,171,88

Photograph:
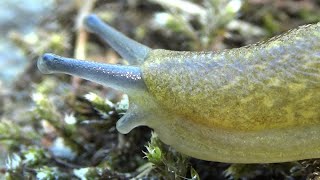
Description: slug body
38,15,320,163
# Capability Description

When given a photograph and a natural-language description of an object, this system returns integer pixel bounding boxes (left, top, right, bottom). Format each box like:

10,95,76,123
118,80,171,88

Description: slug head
37,15,175,135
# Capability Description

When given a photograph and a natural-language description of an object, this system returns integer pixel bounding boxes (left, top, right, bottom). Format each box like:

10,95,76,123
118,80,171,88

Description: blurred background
0,0,319,179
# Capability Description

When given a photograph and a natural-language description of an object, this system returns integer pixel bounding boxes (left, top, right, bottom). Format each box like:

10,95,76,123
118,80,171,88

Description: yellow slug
37,14,320,163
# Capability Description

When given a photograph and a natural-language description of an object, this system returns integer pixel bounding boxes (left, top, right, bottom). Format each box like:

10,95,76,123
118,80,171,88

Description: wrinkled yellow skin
137,22,320,163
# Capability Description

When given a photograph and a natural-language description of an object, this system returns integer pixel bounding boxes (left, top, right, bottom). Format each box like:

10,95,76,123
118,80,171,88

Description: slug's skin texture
141,23,320,163
143,24,320,131
38,15,320,163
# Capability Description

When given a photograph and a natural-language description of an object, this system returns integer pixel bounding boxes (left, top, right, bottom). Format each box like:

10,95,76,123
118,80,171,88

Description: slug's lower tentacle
84,14,151,65
37,53,147,94
116,103,146,134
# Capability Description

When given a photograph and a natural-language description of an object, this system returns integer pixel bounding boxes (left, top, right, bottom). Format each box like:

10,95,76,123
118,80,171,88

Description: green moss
263,13,281,34
142,132,198,179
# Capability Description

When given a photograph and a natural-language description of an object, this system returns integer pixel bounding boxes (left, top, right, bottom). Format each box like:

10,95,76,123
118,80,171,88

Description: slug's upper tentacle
84,14,151,65
37,53,147,94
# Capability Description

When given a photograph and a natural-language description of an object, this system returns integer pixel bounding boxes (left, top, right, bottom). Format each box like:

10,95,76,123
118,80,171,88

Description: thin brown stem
72,0,97,92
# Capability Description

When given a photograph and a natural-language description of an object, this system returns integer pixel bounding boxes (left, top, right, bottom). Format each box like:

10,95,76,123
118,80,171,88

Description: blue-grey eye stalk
37,53,147,93
84,14,151,65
